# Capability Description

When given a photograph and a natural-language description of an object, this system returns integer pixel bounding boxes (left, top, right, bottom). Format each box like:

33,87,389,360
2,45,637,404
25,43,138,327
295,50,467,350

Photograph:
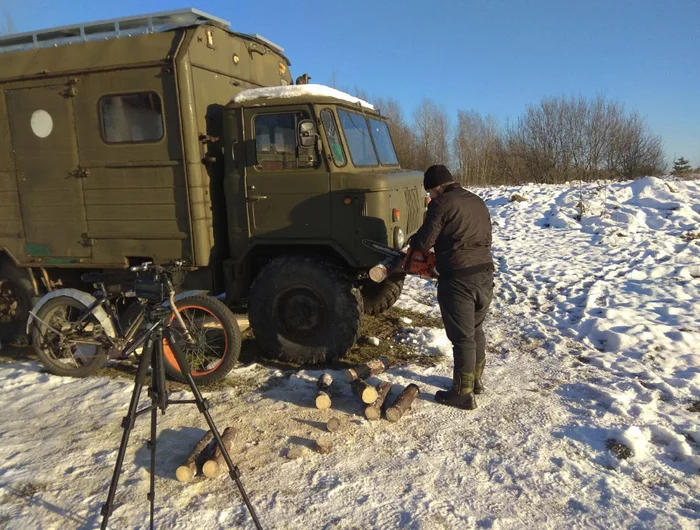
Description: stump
344,358,390,383
315,373,333,409
202,427,235,478
386,384,420,422
175,430,215,483
364,381,392,421
351,379,379,404
315,438,333,454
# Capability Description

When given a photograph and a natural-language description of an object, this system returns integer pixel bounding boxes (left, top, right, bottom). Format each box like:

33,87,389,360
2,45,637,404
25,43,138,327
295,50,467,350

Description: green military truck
0,9,425,364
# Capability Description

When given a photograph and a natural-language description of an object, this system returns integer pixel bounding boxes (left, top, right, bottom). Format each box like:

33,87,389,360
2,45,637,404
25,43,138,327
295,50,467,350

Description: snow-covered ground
1,176,699,529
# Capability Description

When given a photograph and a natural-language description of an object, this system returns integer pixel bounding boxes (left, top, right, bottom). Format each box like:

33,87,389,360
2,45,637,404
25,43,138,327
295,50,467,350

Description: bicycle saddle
81,272,104,284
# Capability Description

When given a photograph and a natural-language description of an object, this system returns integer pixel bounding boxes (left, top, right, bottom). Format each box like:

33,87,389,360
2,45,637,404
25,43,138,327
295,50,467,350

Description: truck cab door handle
246,195,268,202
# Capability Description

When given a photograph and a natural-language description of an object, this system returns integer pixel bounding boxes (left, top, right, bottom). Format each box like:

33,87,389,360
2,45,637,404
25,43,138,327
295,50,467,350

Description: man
410,165,494,410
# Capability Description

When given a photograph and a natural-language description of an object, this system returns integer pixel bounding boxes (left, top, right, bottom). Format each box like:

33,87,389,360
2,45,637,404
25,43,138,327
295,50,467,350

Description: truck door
243,107,330,239
5,82,91,260
70,68,188,266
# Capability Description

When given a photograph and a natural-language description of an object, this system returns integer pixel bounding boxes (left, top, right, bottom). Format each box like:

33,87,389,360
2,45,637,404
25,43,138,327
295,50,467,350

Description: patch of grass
606,438,633,460
237,307,444,372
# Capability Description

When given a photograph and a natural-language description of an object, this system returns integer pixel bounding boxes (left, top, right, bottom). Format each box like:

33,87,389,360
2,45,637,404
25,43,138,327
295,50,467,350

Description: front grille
404,187,422,234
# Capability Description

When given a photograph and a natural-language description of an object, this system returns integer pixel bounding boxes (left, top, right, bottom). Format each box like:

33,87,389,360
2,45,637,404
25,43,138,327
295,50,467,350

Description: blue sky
3,0,698,167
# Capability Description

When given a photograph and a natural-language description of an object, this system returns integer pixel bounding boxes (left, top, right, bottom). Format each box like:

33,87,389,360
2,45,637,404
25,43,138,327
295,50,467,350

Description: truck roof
231,84,376,111
0,8,291,83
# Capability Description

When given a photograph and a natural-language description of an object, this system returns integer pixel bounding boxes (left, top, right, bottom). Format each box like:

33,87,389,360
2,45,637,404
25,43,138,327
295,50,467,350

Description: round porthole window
30,110,53,138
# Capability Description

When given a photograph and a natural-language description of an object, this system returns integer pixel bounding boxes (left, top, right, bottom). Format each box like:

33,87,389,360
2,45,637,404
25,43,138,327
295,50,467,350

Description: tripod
99,306,262,530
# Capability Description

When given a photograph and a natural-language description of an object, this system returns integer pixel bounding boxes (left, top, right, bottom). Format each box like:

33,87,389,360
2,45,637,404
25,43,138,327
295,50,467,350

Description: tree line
367,92,668,186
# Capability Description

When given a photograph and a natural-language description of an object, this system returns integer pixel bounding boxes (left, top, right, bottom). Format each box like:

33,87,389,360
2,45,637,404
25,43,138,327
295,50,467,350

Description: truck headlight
394,227,405,249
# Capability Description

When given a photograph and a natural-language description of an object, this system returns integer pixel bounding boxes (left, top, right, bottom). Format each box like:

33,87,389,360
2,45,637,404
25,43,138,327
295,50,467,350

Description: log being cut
364,381,392,421
386,383,420,422
176,430,215,483
202,427,235,478
351,379,379,404
344,357,390,383
315,373,333,409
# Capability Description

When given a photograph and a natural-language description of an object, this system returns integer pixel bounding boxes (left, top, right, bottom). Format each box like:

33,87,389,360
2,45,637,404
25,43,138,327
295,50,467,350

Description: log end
286,446,306,460
362,387,379,404
202,460,220,479
386,407,402,423
315,438,333,454
315,393,332,410
176,466,195,483
327,417,341,432
364,406,381,421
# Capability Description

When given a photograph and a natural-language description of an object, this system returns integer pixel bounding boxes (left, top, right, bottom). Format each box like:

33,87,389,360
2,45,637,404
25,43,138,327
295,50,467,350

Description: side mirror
298,119,317,148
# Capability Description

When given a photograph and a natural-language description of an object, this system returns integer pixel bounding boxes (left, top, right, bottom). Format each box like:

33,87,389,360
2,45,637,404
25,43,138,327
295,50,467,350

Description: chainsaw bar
362,239,405,259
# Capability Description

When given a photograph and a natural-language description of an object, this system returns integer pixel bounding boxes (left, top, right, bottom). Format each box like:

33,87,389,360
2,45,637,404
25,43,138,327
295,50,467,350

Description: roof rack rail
0,8,231,55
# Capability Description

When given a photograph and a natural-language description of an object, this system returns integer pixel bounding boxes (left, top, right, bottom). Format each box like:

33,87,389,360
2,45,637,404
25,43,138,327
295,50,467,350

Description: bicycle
27,261,241,384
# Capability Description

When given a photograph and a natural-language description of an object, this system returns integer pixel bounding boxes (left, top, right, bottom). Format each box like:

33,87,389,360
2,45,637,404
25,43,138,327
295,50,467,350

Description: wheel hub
275,287,327,343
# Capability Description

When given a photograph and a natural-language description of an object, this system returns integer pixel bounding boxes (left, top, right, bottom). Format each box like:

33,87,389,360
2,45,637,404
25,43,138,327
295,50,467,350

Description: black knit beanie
423,165,454,191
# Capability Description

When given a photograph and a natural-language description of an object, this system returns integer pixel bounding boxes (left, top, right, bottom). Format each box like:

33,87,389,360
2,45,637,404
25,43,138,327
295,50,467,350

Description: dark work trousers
437,270,494,374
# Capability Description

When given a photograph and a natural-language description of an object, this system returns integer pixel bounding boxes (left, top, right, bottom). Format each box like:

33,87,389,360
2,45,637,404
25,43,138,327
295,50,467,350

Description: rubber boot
474,359,486,395
435,371,477,410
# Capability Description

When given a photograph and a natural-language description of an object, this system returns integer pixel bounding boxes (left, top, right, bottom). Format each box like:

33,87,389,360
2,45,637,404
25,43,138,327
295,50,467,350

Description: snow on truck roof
232,84,375,110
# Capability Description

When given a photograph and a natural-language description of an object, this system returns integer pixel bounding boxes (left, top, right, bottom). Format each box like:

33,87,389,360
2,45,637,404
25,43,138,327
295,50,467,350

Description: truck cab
218,86,425,364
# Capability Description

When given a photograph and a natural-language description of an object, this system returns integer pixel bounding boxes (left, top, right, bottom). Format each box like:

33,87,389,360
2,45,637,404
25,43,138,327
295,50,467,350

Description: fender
26,288,118,338
161,290,209,309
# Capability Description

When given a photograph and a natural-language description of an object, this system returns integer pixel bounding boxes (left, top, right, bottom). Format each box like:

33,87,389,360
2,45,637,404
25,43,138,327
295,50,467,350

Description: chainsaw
362,239,437,282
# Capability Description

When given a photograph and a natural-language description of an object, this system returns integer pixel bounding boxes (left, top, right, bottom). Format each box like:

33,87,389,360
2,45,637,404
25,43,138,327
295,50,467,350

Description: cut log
176,430,214,483
386,383,420,423
344,357,390,383
315,438,333,454
351,379,379,404
286,446,306,460
364,381,392,421
202,427,235,478
315,373,333,409
326,417,341,432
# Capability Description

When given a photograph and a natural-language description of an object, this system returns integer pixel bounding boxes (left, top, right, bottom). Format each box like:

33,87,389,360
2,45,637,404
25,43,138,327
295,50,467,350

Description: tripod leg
146,331,167,530
163,328,263,530
148,382,157,530
101,333,155,530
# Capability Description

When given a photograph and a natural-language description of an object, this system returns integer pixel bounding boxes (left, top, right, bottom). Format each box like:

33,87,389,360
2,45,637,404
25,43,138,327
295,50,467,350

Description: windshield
338,109,378,166
369,118,399,165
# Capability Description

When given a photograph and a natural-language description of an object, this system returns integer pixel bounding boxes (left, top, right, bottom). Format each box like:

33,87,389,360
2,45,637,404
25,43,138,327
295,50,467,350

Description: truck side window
320,109,346,167
254,112,317,171
100,92,164,143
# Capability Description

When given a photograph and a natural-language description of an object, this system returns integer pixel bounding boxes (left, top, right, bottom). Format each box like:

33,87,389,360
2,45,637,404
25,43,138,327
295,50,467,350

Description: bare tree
413,97,451,171
1,7,16,35
505,94,665,183
454,110,501,185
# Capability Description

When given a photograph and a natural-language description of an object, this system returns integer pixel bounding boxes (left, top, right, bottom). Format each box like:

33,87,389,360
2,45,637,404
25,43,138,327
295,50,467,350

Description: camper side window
100,92,164,143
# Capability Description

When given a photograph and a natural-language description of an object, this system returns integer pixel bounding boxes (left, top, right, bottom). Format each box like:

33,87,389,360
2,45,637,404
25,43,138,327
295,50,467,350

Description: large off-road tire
248,256,363,365
0,260,38,344
31,296,108,377
361,273,405,316
162,295,241,385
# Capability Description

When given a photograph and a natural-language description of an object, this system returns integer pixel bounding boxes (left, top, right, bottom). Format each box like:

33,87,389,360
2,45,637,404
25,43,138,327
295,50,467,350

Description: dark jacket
410,183,493,277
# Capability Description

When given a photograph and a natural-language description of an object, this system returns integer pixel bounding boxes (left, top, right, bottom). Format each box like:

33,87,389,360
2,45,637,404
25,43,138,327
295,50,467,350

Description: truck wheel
0,260,37,344
362,273,405,316
248,256,363,364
